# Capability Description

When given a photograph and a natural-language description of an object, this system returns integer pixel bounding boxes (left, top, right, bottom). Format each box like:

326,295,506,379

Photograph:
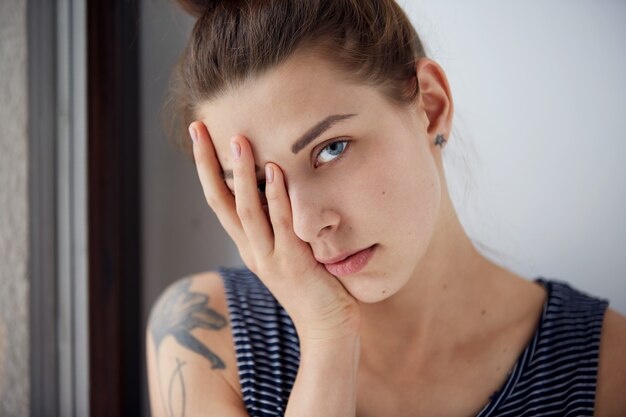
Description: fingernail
188,127,198,144
230,141,241,160
265,164,274,183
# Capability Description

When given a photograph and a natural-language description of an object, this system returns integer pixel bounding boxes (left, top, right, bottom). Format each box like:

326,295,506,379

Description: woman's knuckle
240,249,255,267
232,164,246,177
265,192,280,202
204,191,219,208
274,215,291,231
245,258,257,273
237,206,254,221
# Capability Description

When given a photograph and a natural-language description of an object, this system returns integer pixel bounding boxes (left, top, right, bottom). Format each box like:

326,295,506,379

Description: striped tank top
217,266,609,417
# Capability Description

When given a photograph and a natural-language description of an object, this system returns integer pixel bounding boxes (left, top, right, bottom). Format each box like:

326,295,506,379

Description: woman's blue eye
252,140,349,202
315,140,349,167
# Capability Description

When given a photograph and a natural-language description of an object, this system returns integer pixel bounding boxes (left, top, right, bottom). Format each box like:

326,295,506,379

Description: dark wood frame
88,0,142,415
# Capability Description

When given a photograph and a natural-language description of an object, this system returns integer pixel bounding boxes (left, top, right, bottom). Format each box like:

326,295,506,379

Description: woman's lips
322,245,376,277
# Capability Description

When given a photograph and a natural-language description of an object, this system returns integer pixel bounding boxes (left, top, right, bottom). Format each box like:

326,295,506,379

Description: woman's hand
189,121,361,343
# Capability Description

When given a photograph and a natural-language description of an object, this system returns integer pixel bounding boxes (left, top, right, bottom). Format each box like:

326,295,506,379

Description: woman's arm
285,334,361,417
147,271,362,417
146,273,248,417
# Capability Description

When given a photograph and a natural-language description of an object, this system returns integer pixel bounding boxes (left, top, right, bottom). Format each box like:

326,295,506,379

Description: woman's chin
338,272,401,304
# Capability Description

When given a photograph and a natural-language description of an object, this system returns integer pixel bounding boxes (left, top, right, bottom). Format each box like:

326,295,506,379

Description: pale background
139,0,625,414
403,0,626,314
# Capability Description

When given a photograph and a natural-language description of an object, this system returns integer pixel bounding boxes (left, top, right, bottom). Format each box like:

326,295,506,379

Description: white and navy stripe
218,267,608,417
220,266,300,416
476,278,608,416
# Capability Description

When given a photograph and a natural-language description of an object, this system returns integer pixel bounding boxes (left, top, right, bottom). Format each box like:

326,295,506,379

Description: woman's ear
415,58,454,142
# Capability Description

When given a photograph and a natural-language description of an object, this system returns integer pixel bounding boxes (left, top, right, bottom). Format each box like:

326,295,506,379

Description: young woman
146,1,626,416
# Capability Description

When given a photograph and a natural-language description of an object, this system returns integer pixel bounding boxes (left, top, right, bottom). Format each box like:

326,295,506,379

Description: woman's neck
357,191,512,377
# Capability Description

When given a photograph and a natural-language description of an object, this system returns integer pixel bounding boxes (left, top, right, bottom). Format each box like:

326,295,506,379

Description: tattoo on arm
168,358,187,417
149,277,229,416
150,277,228,368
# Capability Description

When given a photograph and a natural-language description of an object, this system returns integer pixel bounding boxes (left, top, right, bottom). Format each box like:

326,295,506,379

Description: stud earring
434,133,446,148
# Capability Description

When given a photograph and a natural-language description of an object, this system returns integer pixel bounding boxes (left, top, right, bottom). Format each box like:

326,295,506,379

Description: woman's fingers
190,119,306,273
264,163,295,253
230,135,274,257
265,162,322,276
189,121,246,247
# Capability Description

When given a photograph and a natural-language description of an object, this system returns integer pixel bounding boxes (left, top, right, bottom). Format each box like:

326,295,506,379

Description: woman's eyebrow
221,113,357,181
291,113,357,154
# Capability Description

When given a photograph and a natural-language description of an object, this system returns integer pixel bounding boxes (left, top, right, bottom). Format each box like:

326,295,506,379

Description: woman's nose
289,189,340,243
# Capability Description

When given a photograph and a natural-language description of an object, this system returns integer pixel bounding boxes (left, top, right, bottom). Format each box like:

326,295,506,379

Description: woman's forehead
197,72,376,148
198,104,362,167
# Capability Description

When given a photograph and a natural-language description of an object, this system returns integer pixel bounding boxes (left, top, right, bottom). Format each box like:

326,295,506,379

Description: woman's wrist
299,331,361,358
286,333,361,417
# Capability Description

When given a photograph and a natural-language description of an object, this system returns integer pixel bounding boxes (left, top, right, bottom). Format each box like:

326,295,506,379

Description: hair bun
175,0,215,18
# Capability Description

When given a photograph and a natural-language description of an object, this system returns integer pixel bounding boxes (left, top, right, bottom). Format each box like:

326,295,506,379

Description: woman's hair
166,0,428,160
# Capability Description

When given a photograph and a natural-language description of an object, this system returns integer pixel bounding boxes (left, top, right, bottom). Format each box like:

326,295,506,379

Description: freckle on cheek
382,191,386,195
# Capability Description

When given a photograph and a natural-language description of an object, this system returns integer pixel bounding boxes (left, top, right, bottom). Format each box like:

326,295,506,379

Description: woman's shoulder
595,307,626,416
148,269,241,373
146,270,247,416
536,278,626,416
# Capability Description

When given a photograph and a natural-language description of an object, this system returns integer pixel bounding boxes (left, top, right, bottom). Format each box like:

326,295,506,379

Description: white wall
400,0,626,314
140,0,626,351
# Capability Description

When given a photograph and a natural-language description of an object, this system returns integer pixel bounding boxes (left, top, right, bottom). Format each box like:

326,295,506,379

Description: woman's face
198,52,443,303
